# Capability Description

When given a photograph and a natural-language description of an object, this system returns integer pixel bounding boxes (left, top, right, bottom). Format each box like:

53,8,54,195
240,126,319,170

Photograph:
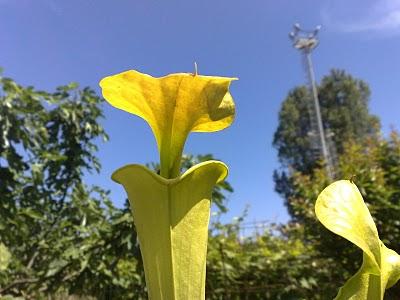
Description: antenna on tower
289,23,336,180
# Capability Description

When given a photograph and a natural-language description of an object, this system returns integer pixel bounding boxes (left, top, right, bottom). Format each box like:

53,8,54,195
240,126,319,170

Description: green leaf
316,180,400,299
19,208,43,220
0,243,11,271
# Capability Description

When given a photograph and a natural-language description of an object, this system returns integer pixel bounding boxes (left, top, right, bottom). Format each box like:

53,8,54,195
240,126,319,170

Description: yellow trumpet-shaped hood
100,70,236,178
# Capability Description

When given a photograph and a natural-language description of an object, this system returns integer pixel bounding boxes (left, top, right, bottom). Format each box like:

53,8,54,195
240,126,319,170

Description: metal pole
305,51,333,179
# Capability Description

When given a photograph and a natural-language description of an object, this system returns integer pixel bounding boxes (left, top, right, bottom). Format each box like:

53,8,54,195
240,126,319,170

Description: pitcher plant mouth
112,160,228,186
100,69,237,179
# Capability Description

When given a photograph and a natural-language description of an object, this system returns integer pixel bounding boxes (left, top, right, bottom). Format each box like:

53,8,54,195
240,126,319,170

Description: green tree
0,73,115,297
273,69,380,213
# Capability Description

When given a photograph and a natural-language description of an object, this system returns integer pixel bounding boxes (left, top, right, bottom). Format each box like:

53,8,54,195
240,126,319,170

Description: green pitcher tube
112,161,227,299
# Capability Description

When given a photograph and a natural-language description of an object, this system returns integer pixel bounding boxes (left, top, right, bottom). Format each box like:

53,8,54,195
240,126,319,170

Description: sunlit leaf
315,180,400,299
0,243,11,271
315,180,381,273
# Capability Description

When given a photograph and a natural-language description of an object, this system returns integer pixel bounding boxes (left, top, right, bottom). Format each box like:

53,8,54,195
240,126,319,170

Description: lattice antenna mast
289,23,334,179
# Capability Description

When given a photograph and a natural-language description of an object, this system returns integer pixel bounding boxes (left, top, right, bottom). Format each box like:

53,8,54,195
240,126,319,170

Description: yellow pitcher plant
100,69,236,299
316,180,400,299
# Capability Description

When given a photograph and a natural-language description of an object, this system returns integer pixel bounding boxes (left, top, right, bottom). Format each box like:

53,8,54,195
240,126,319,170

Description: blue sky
1,0,400,223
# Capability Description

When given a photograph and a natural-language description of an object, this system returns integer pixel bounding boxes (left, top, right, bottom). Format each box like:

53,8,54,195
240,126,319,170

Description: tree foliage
0,73,125,297
206,218,336,299
273,69,380,213
0,74,141,298
274,69,379,174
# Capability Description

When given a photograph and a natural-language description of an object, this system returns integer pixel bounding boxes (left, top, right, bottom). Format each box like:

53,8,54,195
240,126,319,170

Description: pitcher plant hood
100,70,236,178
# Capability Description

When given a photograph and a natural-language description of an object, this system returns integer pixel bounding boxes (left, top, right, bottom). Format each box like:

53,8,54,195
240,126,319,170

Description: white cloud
322,0,400,35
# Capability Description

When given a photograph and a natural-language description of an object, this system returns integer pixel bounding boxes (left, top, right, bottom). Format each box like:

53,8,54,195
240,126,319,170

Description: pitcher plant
100,69,236,299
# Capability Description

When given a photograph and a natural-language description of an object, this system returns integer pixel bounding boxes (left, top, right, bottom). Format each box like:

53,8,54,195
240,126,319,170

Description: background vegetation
1,69,399,299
